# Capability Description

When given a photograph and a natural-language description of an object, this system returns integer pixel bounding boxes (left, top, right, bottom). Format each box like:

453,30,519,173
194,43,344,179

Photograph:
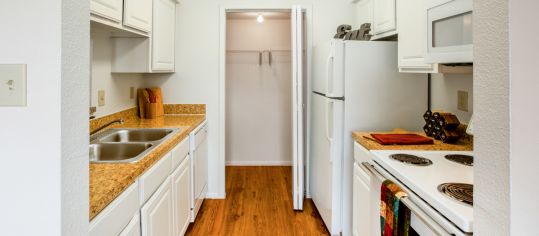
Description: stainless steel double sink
90,128,180,163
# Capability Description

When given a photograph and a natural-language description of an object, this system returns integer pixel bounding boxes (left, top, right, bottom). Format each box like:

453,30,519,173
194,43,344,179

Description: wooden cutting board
137,88,164,119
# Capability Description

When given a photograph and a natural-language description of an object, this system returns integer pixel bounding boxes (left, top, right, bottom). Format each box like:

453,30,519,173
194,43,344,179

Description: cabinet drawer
194,124,208,148
172,138,189,171
90,182,140,236
139,152,172,206
353,142,375,164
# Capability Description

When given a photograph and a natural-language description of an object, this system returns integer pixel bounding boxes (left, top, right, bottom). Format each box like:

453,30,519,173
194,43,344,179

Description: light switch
0,64,27,106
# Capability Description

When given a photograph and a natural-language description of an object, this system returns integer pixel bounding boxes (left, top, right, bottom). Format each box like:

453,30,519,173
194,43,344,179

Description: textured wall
474,0,510,235
62,0,90,235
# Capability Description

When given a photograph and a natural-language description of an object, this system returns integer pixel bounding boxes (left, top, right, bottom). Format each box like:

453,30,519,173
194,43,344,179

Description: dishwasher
189,120,208,222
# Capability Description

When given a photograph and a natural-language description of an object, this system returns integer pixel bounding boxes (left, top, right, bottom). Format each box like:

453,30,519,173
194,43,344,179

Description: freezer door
328,40,345,98
310,92,344,235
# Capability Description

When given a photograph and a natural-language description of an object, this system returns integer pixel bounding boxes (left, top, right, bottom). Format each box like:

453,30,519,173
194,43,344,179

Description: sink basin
89,143,153,163
98,129,175,143
89,128,180,164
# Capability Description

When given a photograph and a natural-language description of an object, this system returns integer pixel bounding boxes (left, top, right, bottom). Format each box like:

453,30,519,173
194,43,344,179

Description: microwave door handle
361,162,453,236
326,55,333,96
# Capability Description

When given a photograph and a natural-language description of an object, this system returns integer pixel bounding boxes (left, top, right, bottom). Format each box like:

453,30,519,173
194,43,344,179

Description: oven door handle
361,162,453,236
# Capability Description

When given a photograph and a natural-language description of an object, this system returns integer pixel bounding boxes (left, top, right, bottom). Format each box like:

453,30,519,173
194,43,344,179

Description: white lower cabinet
141,177,174,236
353,142,374,236
119,213,141,236
91,136,192,236
353,162,371,236
172,156,191,236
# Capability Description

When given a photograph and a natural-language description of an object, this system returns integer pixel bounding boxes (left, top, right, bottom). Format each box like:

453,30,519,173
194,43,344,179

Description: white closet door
292,5,305,211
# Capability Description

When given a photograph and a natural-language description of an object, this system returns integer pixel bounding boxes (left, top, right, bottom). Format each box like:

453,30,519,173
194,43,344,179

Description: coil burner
389,154,433,166
438,183,473,206
445,154,473,166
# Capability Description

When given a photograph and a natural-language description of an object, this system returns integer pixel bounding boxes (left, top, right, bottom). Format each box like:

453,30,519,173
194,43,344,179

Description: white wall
227,18,292,50
508,0,539,234
430,73,473,123
0,0,88,235
144,0,358,201
91,31,145,118
226,17,292,166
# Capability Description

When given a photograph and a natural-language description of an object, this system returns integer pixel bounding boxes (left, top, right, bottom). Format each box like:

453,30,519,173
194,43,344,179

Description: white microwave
426,0,473,64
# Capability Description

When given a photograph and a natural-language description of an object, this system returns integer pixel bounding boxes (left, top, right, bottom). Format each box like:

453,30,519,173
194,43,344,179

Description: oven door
426,0,473,63
361,162,470,236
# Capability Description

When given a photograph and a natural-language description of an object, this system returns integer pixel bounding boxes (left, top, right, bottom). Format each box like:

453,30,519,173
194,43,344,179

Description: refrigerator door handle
326,55,334,97
325,99,334,163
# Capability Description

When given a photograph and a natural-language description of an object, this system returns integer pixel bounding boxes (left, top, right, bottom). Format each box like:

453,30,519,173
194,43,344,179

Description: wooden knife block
138,88,164,119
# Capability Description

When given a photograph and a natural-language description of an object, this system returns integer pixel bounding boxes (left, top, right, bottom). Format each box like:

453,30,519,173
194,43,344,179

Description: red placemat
370,133,434,145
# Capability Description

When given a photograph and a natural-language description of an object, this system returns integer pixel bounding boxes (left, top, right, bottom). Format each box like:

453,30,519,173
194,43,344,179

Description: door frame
218,4,313,199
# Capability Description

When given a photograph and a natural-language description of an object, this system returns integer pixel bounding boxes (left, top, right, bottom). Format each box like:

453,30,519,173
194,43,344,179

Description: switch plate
457,90,469,112
98,90,105,106
0,64,27,106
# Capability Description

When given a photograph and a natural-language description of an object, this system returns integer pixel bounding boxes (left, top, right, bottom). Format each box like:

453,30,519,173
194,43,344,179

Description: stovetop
371,150,474,233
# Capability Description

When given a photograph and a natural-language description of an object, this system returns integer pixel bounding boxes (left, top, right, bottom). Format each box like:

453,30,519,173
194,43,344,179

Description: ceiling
227,12,291,20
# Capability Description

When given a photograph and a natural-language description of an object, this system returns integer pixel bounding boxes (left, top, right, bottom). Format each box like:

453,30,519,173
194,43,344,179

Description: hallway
185,166,329,235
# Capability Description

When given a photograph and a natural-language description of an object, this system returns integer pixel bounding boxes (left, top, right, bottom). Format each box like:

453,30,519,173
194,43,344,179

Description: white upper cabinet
372,0,397,39
152,0,176,71
356,0,374,32
111,0,177,73
124,0,153,33
91,0,123,23
397,0,439,73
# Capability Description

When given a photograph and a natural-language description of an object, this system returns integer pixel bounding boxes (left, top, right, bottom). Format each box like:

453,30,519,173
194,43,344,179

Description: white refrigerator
310,40,427,235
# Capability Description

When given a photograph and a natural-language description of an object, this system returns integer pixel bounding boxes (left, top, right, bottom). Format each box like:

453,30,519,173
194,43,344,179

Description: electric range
370,150,473,234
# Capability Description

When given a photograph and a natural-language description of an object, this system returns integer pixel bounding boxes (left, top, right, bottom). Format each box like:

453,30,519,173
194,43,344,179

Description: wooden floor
185,166,329,236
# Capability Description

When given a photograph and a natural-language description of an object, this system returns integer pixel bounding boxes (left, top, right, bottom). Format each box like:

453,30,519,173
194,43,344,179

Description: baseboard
205,192,225,199
226,161,292,166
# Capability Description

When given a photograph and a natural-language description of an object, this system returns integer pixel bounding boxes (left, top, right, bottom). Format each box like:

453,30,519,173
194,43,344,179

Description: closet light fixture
257,14,264,23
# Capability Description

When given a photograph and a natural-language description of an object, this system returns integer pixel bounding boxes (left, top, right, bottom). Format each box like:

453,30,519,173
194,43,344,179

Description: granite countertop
89,114,205,220
352,128,473,151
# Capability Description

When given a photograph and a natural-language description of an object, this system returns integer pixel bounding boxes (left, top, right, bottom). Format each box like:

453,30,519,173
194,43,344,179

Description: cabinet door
119,213,141,236
172,156,190,236
141,177,174,236
356,0,374,33
353,163,371,236
124,0,153,32
373,0,396,35
91,0,123,23
152,0,176,71
397,0,438,73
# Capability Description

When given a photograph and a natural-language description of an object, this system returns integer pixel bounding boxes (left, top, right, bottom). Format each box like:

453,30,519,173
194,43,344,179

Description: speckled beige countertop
89,106,205,220
352,128,473,151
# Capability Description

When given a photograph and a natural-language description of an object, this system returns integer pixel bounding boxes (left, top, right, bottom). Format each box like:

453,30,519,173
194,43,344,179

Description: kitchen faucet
90,118,125,136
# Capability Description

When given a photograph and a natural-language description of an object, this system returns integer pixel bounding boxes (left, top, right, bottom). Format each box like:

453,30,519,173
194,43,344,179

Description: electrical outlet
130,87,135,99
98,90,105,106
457,90,468,112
